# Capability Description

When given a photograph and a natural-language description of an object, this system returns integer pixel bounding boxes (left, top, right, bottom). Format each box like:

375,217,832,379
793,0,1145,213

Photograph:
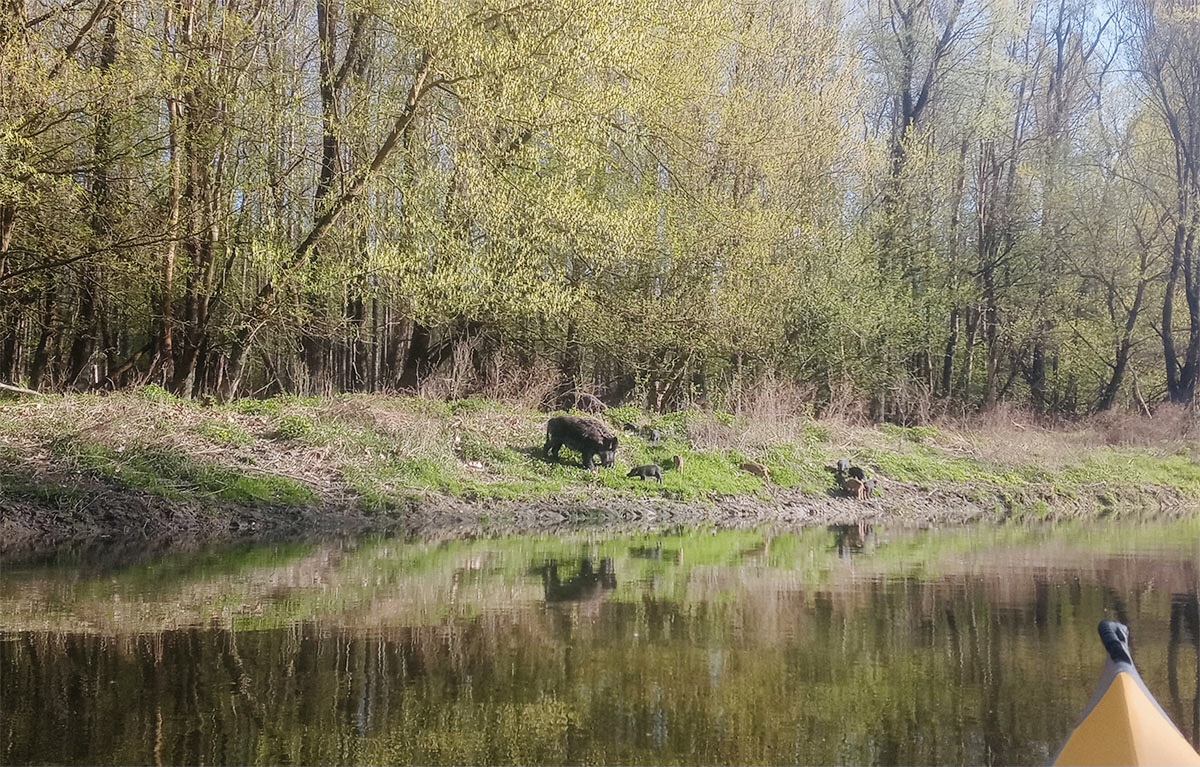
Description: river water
3,519,1200,765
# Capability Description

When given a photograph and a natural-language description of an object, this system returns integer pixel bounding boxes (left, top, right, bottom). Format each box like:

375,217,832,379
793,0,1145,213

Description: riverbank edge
2,470,1195,563
4,391,1200,561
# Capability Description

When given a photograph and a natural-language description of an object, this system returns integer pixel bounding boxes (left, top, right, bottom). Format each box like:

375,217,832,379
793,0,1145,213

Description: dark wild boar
627,464,663,483
639,426,661,443
544,415,618,469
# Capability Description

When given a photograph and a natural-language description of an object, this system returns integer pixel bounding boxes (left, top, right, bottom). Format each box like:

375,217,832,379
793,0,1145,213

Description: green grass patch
654,410,699,441
49,438,314,506
450,396,499,416
857,444,1027,485
604,405,642,429
196,419,254,447
383,395,451,417
757,443,829,491
343,454,467,508
1058,449,1200,494
135,384,192,406
17,392,1200,517
669,450,763,497
274,413,316,439
230,398,283,416
801,423,832,445
458,432,514,464
0,461,86,506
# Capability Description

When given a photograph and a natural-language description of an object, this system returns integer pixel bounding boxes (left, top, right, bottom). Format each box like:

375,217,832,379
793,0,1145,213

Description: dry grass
924,402,1200,470
688,378,820,451
1092,403,1200,448
481,356,560,411
418,342,560,411
819,379,875,424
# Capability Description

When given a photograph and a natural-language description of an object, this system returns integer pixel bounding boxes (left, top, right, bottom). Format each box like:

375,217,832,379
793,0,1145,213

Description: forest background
4,0,1200,422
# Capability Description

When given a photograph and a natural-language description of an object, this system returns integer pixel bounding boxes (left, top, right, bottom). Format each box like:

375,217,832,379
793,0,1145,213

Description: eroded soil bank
2,475,1195,564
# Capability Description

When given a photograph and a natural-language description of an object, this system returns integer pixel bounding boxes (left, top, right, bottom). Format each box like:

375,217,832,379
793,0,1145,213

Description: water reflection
541,557,618,603
829,522,876,558
629,544,681,563
1169,593,1200,740
3,521,1200,766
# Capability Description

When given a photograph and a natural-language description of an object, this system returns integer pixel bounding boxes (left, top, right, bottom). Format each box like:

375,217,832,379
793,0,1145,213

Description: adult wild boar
544,415,618,469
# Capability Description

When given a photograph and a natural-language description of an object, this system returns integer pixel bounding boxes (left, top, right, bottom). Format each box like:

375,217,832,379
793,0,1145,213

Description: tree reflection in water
5,523,1200,765
1169,591,1200,747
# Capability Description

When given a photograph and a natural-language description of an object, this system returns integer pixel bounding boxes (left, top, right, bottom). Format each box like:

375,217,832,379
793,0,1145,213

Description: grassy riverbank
2,387,1200,558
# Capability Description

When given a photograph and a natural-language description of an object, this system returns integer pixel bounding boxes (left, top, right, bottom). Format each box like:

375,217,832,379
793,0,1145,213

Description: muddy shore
3,473,1193,564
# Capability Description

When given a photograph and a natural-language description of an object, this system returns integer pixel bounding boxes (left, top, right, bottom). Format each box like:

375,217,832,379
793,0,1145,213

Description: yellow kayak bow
1052,620,1200,766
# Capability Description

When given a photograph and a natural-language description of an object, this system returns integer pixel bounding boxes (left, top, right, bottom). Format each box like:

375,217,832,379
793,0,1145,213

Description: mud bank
3,475,1194,563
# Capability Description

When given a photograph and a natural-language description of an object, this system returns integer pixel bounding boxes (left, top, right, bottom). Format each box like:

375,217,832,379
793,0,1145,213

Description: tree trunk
557,319,582,409
1098,250,1152,412
28,280,58,390
398,322,432,391
1030,341,1047,413
940,307,959,399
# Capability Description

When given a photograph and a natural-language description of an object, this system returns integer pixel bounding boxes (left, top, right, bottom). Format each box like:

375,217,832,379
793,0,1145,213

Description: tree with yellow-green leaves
0,0,1196,419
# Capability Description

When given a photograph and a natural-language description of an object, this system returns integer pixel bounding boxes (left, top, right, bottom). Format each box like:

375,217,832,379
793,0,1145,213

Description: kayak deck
1053,621,1200,766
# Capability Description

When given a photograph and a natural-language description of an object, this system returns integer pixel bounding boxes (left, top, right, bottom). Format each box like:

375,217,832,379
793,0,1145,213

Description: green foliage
604,405,642,429
801,424,832,445
450,397,496,416
654,411,698,442
275,413,315,440
231,398,283,416
138,385,183,405
0,0,1184,419
196,419,254,447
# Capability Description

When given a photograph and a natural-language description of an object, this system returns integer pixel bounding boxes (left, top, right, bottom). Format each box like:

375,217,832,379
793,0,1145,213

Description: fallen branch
0,381,40,396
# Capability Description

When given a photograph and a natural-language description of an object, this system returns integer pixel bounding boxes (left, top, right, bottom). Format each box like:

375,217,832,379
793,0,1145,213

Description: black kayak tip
1099,620,1134,665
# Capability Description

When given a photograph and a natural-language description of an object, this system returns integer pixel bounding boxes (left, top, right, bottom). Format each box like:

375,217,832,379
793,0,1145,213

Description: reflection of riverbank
4,522,1200,639
6,469,1194,565
5,523,1200,766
